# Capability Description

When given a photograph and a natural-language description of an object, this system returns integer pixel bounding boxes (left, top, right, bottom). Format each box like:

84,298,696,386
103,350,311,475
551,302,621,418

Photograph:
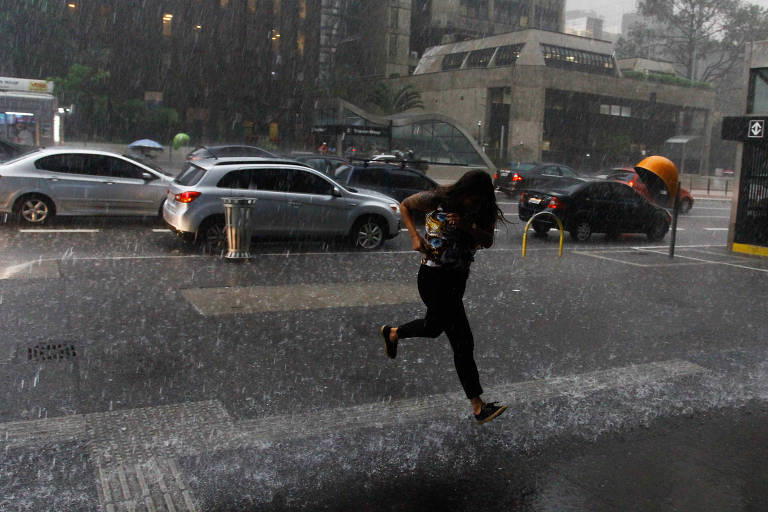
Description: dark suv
333,163,437,202
518,180,671,242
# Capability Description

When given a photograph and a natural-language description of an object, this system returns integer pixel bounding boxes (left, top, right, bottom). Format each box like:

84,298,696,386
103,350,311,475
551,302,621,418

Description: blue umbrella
128,139,163,150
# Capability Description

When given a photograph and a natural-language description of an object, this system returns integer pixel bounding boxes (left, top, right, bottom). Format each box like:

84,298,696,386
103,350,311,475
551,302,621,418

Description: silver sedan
0,148,173,224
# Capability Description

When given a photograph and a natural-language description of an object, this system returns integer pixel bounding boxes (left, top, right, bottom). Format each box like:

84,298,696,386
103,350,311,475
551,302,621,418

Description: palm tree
366,83,424,114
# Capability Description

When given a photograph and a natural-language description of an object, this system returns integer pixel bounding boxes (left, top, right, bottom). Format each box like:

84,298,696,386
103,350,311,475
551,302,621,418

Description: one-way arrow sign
749,119,764,138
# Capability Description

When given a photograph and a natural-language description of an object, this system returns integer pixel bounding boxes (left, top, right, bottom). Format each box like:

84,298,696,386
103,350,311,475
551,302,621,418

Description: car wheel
646,214,669,242
532,222,550,235
351,216,387,251
198,215,227,253
15,194,54,224
570,219,592,242
679,198,692,214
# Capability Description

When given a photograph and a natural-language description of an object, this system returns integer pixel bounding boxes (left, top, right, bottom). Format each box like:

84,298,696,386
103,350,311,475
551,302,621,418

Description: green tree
366,83,424,114
51,64,111,139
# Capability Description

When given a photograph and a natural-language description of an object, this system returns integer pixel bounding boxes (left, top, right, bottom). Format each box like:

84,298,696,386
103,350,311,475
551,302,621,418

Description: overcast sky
567,0,768,33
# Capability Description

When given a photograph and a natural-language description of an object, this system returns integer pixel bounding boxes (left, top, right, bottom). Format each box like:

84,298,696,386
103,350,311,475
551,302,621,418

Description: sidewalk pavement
225,401,768,511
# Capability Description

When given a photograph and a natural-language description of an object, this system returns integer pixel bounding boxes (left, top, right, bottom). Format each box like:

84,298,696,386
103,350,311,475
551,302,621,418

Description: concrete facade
386,30,716,172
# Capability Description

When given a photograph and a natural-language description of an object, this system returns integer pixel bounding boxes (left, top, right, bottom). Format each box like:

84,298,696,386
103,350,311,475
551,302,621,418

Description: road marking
182,281,420,316
573,250,708,268
637,248,768,273
685,216,730,219
152,228,170,233
704,228,729,231
691,207,731,211
19,228,100,233
0,260,60,280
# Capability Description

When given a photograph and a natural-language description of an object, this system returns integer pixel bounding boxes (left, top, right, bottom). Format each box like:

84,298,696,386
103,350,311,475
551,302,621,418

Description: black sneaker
474,402,507,425
379,325,397,359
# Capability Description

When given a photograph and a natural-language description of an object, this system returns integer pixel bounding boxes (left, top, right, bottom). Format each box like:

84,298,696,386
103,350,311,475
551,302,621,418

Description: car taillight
628,180,635,187
174,191,201,203
547,197,561,209
494,172,498,180
512,172,522,182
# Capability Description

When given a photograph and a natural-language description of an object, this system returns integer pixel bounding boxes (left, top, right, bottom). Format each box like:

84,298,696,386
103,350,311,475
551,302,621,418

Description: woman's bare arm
400,192,438,253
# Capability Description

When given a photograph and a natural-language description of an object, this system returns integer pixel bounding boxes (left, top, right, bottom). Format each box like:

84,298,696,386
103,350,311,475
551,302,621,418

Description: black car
333,163,437,202
291,155,350,176
495,162,581,198
518,180,671,242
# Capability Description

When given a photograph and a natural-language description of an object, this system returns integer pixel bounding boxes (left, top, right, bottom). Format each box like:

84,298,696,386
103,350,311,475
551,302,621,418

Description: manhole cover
28,343,77,361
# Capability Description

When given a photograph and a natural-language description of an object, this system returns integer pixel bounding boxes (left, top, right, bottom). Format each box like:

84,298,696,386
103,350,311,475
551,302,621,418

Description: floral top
422,205,477,271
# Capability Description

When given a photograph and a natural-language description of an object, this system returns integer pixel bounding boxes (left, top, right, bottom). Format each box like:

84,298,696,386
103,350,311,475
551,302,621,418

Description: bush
622,70,710,89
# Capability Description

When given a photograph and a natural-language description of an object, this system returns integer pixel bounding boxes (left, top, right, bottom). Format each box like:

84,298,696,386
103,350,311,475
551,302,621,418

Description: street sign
311,125,391,138
722,116,768,144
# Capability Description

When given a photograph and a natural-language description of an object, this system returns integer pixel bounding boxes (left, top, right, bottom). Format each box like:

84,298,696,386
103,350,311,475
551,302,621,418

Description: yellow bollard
521,211,565,258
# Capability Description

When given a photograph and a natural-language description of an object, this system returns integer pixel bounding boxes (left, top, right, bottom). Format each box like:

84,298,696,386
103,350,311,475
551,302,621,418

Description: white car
0,148,173,223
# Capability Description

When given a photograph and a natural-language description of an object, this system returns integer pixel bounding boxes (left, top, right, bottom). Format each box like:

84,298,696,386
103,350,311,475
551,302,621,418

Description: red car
605,168,694,213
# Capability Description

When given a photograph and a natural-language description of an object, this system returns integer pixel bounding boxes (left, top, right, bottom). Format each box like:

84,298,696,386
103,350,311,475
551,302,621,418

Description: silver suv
162,157,402,250
0,148,172,223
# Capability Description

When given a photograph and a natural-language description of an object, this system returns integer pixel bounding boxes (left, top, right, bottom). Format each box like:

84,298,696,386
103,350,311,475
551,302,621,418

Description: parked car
0,148,173,224
291,155,350,176
0,139,31,162
494,162,582,198
518,179,671,242
605,167,694,213
332,162,437,202
163,157,402,251
185,145,275,166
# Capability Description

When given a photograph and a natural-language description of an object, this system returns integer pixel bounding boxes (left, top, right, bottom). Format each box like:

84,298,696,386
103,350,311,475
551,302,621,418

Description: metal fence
680,174,735,196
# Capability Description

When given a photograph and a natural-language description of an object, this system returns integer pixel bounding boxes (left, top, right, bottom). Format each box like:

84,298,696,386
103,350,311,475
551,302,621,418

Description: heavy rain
1,0,768,510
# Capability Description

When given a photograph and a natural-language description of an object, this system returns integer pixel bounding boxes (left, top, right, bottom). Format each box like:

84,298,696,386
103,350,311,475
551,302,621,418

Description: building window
297,32,305,57
273,0,281,16
466,48,495,68
541,44,615,75
299,0,307,20
493,44,525,67
442,52,468,70
162,13,173,37
220,0,228,7
389,36,398,59
390,7,398,29
748,68,768,114
248,0,256,13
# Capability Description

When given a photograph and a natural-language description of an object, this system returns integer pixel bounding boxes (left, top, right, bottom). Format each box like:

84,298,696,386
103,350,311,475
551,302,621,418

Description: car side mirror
332,186,343,197
141,172,155,181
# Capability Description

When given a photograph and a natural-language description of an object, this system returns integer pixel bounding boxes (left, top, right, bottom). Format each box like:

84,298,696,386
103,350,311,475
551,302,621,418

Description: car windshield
2,2,763,510
510,163,538,171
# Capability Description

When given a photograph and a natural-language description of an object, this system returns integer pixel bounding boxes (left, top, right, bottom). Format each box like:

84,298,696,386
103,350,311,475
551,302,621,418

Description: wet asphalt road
3,197,768,511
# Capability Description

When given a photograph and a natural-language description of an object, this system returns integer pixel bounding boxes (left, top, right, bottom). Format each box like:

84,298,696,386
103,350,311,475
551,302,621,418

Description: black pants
397,265,483,399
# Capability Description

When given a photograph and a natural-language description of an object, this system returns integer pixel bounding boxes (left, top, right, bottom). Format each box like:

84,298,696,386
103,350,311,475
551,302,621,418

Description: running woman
380,170,507,425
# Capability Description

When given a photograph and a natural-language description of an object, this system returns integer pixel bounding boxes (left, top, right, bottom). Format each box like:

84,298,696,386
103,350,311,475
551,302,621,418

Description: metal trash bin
221,197,256,259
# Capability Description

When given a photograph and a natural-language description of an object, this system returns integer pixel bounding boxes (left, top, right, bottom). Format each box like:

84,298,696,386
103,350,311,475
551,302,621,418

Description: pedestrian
318,142,329,155
380,170,508,424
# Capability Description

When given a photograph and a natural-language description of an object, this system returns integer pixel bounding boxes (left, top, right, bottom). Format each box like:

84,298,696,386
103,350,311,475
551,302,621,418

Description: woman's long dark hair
435,169,506,231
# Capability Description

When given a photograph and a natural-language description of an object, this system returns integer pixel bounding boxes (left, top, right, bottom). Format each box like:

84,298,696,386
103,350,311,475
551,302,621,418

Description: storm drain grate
27,343,77,361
